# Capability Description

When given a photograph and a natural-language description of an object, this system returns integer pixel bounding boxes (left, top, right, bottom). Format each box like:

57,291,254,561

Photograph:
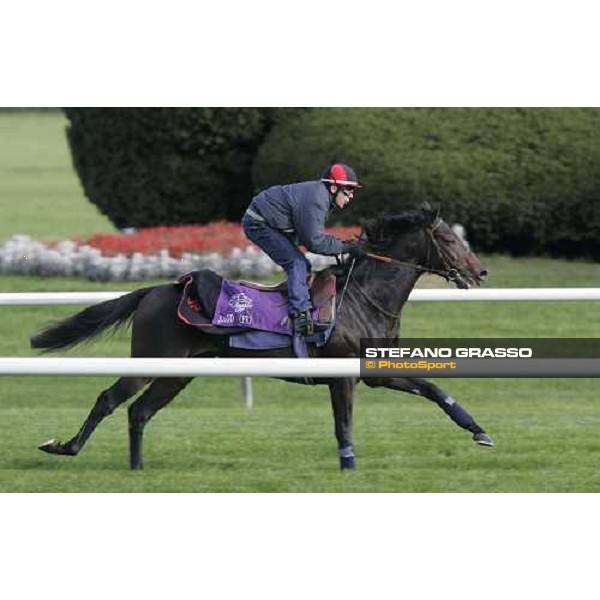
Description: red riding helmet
321,163,362,188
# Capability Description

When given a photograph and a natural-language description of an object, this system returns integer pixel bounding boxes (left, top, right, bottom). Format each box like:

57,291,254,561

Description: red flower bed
80,221,362,257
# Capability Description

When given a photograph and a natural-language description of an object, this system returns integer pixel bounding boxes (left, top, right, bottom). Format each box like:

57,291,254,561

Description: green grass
2,372,600,492
1,262,599,492
1,112,600,492
0,112,115,241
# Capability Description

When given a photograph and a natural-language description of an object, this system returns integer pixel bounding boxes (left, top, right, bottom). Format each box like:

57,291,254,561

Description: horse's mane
325,204,439,281
361,204,438,251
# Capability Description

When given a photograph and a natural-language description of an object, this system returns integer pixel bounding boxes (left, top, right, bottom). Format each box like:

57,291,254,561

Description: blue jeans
242,215,311,315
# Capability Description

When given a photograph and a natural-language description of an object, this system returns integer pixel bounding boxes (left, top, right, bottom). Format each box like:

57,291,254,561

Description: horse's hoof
38,439,76,456
473,433,495,447
38,439,61,454
340,456,356,470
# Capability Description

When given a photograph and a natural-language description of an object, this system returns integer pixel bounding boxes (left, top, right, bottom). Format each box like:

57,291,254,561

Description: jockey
242,163,366,336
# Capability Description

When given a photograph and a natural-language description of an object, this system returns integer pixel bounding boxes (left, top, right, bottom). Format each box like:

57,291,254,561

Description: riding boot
292,310,314,336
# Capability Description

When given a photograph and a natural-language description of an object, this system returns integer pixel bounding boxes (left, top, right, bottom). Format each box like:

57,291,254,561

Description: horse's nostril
479,270,489,279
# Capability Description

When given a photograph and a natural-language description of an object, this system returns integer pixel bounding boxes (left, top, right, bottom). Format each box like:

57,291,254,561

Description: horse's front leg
363,377,494,446
328,378,357,470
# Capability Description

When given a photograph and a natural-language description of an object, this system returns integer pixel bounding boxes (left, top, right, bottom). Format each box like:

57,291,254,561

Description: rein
363,220,458,282
343,218,460,328
364,252,457,280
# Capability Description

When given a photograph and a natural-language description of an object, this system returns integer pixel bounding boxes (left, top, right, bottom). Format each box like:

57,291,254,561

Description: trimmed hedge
64,108,301,229
253,108,600,257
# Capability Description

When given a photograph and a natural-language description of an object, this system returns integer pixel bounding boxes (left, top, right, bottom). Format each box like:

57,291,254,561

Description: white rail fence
3,288,600,407
3,288,600,305
0,357,360,377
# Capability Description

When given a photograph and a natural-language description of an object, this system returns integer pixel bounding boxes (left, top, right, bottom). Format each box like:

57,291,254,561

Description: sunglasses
341,187,357,198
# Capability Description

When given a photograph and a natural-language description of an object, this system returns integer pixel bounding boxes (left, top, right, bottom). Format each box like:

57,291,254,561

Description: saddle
176,269,337,335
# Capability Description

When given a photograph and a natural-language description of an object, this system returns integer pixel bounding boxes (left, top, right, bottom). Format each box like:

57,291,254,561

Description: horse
31,205,493,471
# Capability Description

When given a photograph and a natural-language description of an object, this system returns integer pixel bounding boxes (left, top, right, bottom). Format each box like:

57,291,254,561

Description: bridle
338,218,462,328
363,218,460,283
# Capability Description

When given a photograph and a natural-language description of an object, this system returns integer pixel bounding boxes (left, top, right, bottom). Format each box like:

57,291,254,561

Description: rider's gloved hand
344,242,368,260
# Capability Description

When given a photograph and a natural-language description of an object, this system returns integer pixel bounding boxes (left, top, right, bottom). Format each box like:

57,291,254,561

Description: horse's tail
30,286,156,352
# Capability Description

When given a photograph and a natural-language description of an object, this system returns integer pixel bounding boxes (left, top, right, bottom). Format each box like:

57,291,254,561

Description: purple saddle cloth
175,271,337,355
176,270,336,342
212,280,325,335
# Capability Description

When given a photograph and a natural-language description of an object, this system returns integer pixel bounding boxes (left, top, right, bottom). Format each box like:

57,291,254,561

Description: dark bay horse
31,205,493,470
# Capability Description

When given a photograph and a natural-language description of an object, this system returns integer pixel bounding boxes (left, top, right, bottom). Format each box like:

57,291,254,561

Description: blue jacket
246,180,350,255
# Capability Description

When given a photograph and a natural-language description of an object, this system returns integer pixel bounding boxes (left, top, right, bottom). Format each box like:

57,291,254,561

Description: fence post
241,376,253,409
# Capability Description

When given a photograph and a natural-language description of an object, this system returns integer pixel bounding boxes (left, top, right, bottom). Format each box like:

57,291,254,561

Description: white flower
0,237,293,281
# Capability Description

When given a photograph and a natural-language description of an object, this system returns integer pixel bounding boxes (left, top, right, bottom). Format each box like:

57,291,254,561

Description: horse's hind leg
39,376,150,456
127,377,193,470
362,377,494,446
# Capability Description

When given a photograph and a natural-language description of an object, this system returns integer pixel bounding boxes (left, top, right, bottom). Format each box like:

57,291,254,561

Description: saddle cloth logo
229,292,254,313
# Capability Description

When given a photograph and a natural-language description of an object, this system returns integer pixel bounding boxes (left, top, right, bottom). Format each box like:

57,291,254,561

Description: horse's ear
361,217,383,242
419,201,439,224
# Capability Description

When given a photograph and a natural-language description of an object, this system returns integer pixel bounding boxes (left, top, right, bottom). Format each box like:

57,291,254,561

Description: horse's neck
347,259,421,319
